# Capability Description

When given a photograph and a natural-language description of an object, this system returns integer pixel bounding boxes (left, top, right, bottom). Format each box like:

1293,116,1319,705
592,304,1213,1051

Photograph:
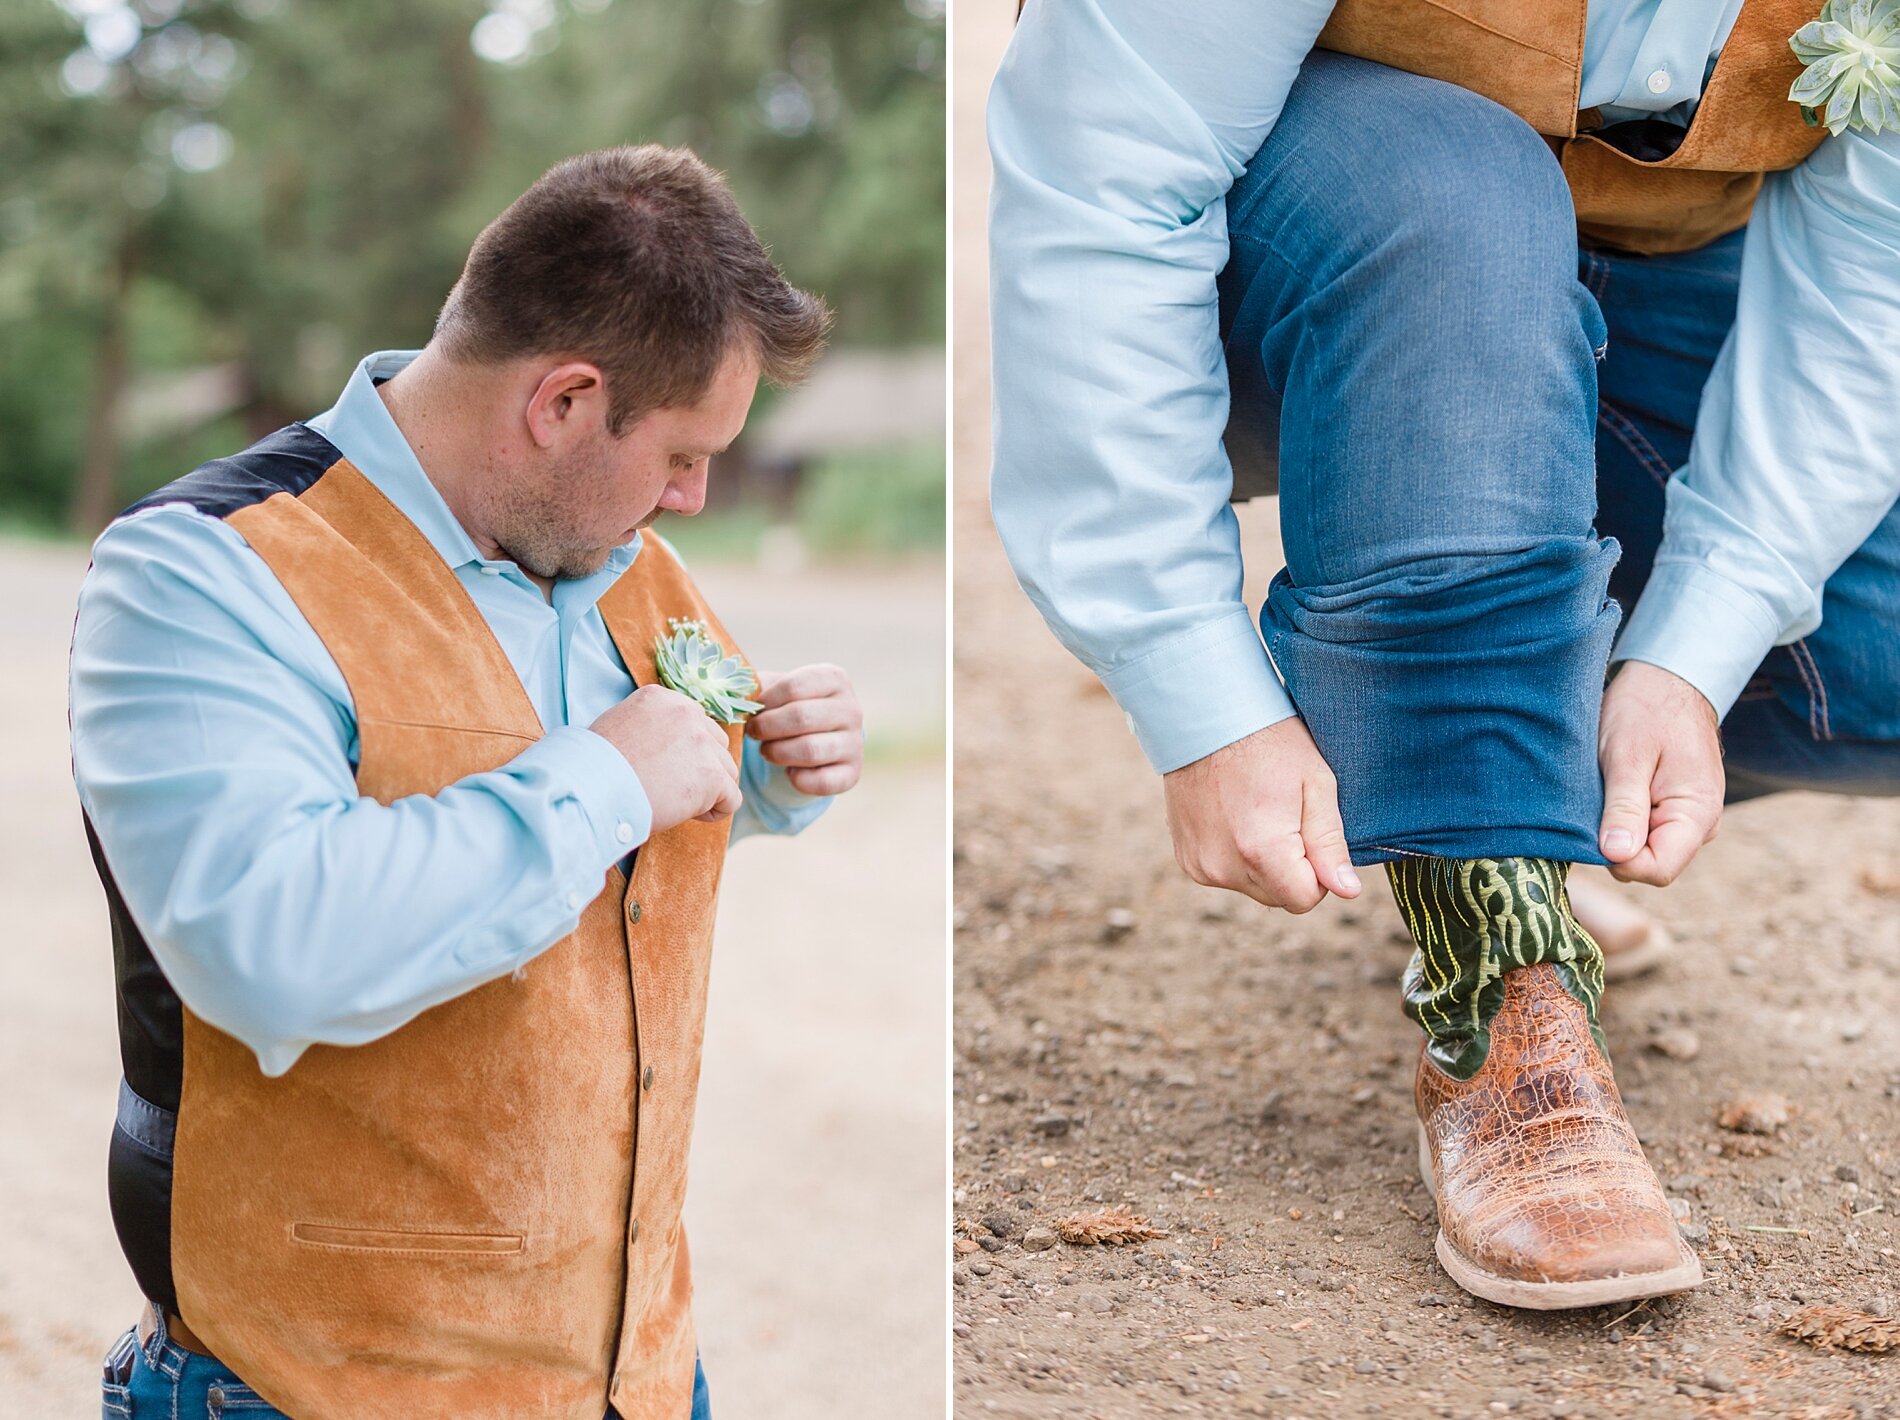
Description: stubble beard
485,441,635,582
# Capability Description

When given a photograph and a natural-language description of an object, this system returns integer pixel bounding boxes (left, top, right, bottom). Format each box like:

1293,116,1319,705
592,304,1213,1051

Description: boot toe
1471,1195,1686,1284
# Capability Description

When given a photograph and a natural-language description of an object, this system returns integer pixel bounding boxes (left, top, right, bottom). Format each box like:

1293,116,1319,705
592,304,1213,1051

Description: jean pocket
206,1381,281,1416
102,1324,137,1418
288,1221,524,1255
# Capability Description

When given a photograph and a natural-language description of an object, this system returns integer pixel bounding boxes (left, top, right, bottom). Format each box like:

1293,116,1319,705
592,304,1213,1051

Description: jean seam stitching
143,1332,181,1384
1585,252,1611,300
1596,401,1673,490
1793,639,1833,740
1787,640,1824,740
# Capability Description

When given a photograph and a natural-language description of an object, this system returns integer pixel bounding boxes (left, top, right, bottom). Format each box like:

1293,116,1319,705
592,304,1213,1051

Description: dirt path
0,537,945,1419
954,7,1900,1418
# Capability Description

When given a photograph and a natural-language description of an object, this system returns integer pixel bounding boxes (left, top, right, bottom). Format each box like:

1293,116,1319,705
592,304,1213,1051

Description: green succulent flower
653,618,763,724
1790,0,1900,136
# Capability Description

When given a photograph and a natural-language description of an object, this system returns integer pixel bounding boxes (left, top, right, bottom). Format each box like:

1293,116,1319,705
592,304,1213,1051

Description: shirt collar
304,349,643,586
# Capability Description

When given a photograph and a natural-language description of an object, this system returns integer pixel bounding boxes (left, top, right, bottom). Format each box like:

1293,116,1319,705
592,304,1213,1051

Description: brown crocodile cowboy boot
1416,962,1701,1308
1387,857,1701,1309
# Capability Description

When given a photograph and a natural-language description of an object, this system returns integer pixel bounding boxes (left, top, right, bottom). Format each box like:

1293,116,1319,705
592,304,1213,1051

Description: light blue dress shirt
70,349,826,1077
989,0,1900,771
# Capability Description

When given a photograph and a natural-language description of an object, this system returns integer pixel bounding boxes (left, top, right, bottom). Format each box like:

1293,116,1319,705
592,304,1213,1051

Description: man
989,0,1900,1308
73,146,864,1418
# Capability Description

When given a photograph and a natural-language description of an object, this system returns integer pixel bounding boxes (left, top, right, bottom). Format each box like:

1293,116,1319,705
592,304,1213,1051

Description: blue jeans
103,1309,713,1419
1218,51,1900,864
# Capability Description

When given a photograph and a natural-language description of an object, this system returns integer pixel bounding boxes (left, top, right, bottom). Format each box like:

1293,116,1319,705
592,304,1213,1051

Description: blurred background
0,0,945,1414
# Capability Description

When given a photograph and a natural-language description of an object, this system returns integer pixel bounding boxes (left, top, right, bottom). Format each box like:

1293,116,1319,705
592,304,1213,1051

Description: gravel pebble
1649,1028,1701,1061
1716,1092,1792,1135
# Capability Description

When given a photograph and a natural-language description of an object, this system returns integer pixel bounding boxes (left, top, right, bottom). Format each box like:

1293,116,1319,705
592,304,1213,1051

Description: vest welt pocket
289,1222,525,1256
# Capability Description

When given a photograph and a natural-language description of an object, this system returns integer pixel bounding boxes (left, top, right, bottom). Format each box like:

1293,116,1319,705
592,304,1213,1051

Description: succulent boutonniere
654,617,763,724
1790,0,1900,135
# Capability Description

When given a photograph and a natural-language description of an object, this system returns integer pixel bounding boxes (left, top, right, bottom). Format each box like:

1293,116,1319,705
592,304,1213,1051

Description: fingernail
1604,828,1634,856
1338,864,1361,893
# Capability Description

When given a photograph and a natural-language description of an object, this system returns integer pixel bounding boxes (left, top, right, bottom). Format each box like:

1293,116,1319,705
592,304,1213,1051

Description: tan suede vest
168,457,738,1419
1316,0,1823,253
1016,0,1823,253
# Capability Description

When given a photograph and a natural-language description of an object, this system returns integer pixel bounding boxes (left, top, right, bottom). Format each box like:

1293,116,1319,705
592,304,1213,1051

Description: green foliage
797,439,944,555
0,0,945,527
657,439,944,563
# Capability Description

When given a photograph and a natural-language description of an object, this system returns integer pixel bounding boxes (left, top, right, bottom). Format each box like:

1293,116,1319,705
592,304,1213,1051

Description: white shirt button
478,565,502,575
565,891,581,911
1647,68,1669,94
615,821,635,844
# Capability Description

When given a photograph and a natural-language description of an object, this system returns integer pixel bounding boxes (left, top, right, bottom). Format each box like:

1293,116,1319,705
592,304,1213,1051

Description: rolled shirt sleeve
729,738,831,843
71,507,656,1077
1613,125,1900,717
986,0,1337,773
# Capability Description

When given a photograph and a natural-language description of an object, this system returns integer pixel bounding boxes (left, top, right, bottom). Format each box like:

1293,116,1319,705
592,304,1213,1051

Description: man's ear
523,362,606,448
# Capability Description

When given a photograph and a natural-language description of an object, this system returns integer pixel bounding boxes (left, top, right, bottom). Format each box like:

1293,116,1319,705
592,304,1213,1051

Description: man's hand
590,686,743,832
1162,718,1361,913
745,664,864,798
1597,661,1724,886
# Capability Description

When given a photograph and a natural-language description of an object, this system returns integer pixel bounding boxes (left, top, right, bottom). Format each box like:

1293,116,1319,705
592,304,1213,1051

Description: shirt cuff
1610,561,1783,721
737,739,832,840
533,725,653,861
1099,608,1298,773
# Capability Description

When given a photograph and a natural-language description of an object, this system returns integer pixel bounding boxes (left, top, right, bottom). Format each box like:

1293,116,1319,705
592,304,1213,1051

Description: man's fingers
1252,855,1325,914
695,775,743,823
1237,834,1326,914
698,722,742,774
759,730,856,768
1607,813,1706,886
751,668,785,704
747,695,856,742
1299,779,1360,899
1597,742,1658,863
755,663,848,710
787,762,859,797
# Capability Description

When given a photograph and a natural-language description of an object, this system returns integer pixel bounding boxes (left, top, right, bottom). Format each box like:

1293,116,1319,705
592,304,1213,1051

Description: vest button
626,899,642,924
629,1218,640,1244
642,1065,655,1091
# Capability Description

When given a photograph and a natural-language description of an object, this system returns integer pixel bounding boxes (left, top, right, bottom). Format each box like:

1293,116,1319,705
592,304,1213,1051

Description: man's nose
661,465,709,516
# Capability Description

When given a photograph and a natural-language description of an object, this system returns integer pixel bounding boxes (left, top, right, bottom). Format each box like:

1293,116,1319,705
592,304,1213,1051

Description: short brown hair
434,145,832,434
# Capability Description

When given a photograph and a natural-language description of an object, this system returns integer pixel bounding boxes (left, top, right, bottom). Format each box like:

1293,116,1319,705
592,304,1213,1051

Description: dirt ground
953,7,1900,1418
0,536,946,1418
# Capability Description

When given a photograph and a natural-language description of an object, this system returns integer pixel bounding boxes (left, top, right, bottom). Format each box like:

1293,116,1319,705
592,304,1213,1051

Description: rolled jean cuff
1260,537,1621,867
